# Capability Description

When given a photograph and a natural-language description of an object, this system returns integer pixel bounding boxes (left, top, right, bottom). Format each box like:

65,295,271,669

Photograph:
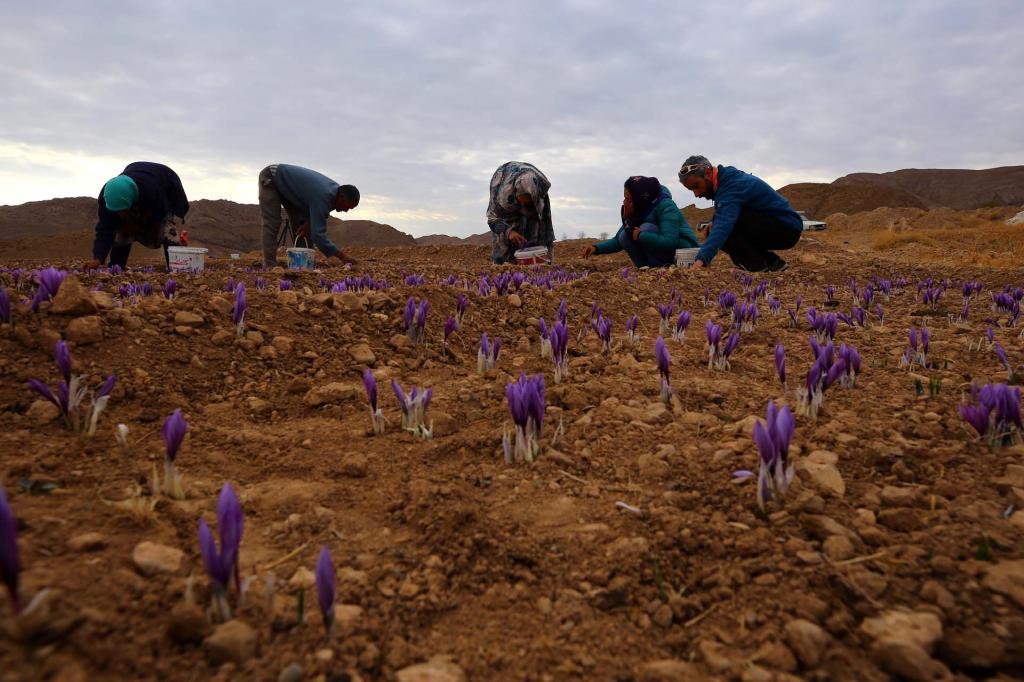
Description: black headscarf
623,176,663,227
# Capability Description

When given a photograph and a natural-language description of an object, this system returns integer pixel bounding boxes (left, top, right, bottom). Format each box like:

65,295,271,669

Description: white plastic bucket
168,246,209,273
514,246,549,265
287,236,317,270
229,253,240,260
675,248,700,268
287,247,317,270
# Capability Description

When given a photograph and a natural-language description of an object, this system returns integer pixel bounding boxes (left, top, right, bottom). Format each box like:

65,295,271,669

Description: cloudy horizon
1,0,1021,238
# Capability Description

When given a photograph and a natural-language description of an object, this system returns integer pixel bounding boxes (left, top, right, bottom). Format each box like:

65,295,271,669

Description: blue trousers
618,223,676,267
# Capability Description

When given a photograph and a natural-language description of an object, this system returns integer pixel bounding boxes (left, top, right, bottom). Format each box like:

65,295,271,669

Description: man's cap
102,175,139,211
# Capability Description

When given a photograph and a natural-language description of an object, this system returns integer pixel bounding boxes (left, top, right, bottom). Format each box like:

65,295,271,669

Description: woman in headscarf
582,176,698,267
87,161,189,269
486,161,554,264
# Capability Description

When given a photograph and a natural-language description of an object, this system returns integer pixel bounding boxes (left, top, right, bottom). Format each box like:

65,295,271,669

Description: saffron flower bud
316,545,336,638
232,283,247,336
0,483,21,613
505,372,546,462
161,409,187,499
655,336,671,405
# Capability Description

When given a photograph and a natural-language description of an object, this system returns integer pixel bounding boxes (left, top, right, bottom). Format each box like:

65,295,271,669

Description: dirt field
1,233,1023,681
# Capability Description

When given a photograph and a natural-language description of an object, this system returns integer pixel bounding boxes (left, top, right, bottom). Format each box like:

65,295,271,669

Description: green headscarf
101,175,139,211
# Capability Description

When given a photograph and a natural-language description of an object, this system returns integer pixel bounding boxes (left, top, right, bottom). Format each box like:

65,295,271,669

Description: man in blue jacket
259,164,360,267
88,161,189,269
678,155,802,271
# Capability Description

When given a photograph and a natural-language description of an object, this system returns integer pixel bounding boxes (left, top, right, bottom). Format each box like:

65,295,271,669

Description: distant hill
778,166,1024,219
0,197,416,256
415,233,491,246
832,166,1024,210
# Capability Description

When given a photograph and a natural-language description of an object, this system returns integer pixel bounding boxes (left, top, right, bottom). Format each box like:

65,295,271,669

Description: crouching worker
88,162,189,269
678,155,802,272
582,176,698,267
259,164,360,268
487,161,554,264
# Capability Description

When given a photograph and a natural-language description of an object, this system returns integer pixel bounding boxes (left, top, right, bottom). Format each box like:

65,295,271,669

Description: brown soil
1,229,1023,681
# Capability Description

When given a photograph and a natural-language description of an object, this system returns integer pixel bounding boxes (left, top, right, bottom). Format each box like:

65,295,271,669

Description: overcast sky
1,0,1021,238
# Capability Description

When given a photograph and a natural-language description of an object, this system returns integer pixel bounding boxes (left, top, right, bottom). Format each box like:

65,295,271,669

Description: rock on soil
166,603,212,645
50,275,97,315
304,382,360,407
65,315,103,344
131,542,184,576
396,655,467,682
981,560,1024,608
204,619,258,664
26,399,60,425
784,618,831,668
635,659,710,681
67,532,107,552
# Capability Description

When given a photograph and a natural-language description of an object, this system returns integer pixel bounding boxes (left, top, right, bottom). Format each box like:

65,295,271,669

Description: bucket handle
293,235,312,249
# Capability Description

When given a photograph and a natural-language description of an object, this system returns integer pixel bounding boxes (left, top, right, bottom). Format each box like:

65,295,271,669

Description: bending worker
678,155,802,272
582,176,698,267
88,161,188,269
486,161,554,264
259,163,360,267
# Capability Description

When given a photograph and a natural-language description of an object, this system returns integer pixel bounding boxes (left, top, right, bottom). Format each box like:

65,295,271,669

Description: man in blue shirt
678,155,802,272
259,164,360,267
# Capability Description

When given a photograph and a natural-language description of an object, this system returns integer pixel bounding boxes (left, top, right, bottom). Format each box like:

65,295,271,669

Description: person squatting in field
88,162,189,270
679,155,802,272
258,163,360,268
582,175,699,267
486,161,555,264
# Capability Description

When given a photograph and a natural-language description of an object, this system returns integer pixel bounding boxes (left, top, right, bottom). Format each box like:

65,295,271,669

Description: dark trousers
618,223,676,268
720,209,801,271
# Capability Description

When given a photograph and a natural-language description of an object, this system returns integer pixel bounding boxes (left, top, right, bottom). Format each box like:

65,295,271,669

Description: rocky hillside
0,198,417,256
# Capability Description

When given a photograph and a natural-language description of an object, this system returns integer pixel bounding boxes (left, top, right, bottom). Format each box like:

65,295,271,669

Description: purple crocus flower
279,279,292,291
316,544,336,636
0,287,10,324
217,482,244,593
550,320,569,382
775,343,786,386
163,279,177,299
163,409,188,462
655,336,671,405
198,518,230,590
672,311,691,342
37,267,66,300
958,403,991,437
505,372,546,462
557,299,568,324
876,303,884,324
596,315,612,352
232,283,247,333
26,378,58,407
455,294,469,324
994,343,1013,379
55,340,72,383
0,483,21,613
443,315,458,345
364,369,385,434
391,379,433,438
740,402,796,511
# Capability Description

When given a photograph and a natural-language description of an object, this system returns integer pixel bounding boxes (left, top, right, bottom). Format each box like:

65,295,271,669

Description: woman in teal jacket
583,176,698,267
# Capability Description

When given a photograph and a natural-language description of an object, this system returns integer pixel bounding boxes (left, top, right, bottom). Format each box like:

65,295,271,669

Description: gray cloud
1,0,1021,237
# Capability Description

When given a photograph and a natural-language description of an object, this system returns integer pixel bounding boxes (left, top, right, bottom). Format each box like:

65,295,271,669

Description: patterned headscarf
623,176,663,227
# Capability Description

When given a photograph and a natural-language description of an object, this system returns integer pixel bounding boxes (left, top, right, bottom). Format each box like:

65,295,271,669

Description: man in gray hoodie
259,164,360,267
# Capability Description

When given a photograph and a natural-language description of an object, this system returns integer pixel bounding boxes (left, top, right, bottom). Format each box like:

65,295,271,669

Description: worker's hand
507,229,527,247
296,222,311,240
582,245,596,259
85,259,101,270
690,259,705,270
631,227,642,241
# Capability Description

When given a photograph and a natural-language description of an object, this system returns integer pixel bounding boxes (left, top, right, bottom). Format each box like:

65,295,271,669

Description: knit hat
101,175,139,211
